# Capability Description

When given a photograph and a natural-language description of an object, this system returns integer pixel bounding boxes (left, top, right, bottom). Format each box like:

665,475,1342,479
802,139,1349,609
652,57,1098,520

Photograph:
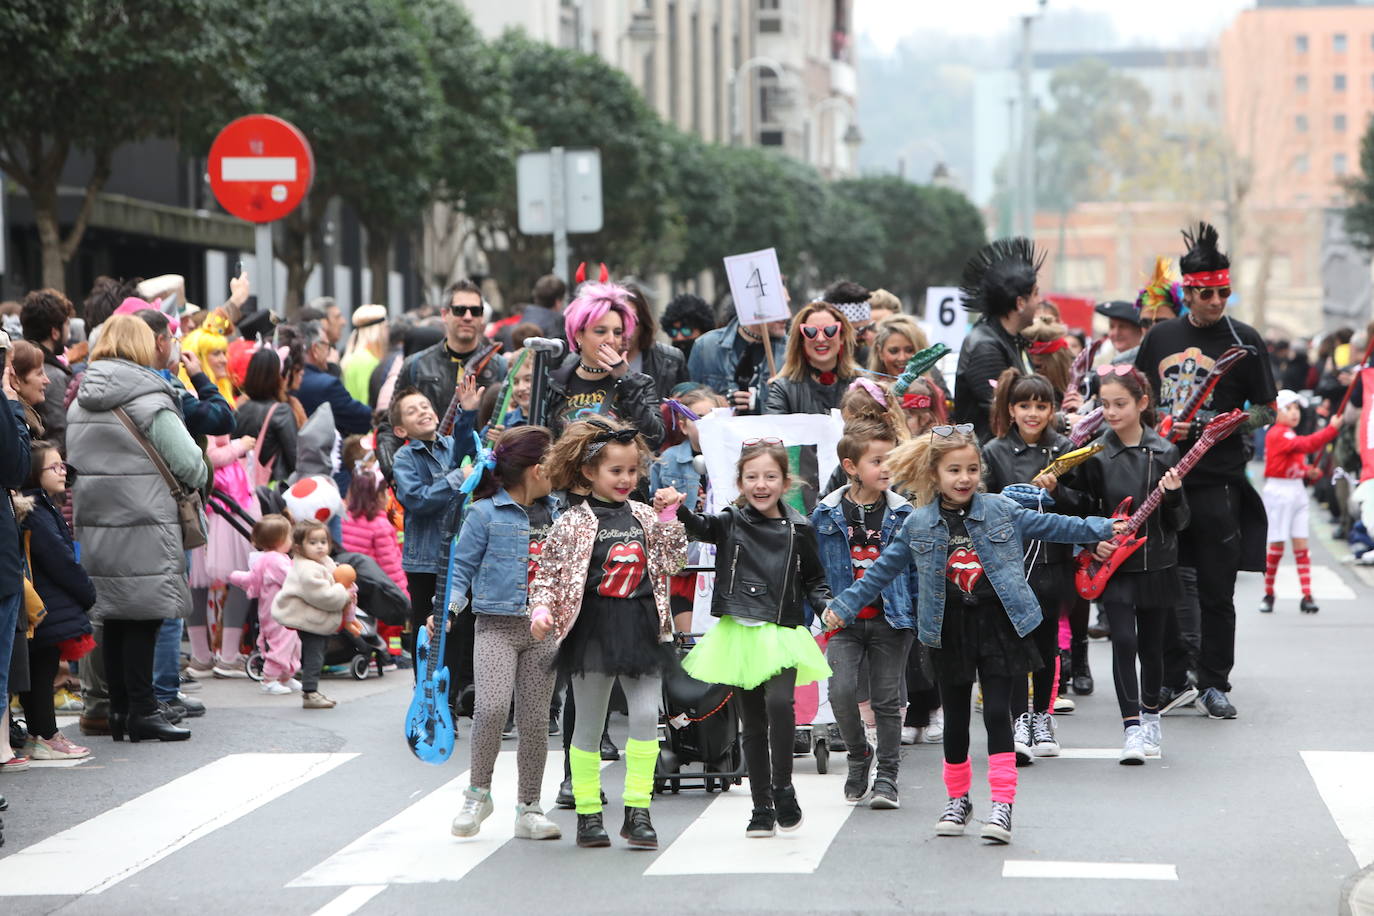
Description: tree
0,0,255,292
1344,114,1374,254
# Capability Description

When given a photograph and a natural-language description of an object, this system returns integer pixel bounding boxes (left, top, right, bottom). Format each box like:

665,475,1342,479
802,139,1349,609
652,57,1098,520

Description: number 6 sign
723,247,789,326
923,286,970,355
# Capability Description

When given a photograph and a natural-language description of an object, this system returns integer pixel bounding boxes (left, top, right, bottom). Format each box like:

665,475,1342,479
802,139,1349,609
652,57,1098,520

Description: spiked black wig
1179,222,1230,287
959,237,1045,317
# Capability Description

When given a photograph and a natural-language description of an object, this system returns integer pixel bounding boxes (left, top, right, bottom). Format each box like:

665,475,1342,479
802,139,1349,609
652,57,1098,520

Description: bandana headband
1028,337,1070,356
901,392,932,410
1182,269,1230,289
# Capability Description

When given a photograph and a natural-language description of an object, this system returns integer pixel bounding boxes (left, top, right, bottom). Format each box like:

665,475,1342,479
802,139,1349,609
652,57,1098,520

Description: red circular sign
207,114,314,223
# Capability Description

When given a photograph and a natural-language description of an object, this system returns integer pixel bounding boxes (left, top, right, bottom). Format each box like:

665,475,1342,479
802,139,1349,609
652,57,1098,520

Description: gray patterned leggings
470,614,560,804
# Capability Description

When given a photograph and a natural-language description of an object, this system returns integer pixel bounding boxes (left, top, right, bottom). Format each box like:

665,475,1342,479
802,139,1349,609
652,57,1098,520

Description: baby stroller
792,628,835,774
655,631,746,794
245,608,389,682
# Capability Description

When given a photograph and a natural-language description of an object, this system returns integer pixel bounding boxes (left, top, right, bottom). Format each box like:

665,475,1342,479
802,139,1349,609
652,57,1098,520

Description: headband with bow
848,377,888,406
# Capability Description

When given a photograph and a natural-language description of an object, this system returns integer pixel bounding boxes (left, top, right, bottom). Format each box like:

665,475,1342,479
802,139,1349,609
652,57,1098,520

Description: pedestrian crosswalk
1267,564,1356,601
1302,750,1374,868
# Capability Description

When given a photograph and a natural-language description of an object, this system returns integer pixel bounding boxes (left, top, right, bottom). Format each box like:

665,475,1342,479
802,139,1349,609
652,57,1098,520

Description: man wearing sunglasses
1133,222,1277,722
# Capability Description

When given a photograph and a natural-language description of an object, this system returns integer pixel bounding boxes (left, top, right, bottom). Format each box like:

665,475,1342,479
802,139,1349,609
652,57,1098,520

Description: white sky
856,0,1253,55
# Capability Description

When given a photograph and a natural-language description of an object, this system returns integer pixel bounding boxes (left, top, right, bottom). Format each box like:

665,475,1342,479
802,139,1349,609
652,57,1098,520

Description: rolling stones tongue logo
946,546,984,594
599,541,647,598
527,539,544,586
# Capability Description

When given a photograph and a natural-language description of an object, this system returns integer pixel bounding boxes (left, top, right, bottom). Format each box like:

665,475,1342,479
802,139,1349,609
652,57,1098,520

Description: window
1335,33,1348,53
1296,114,1309,132
1336,113,1348,131
1335,153,1349,175
760,130,784,147
1296,34,1309,52
1294,154,1309,174
1335,73,1348,91
758,0,781,32
1296,74,1308,92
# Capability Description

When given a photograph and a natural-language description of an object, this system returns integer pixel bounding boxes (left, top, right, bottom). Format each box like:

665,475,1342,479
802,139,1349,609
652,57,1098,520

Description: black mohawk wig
959,237,1045,317
1179,222,1229,275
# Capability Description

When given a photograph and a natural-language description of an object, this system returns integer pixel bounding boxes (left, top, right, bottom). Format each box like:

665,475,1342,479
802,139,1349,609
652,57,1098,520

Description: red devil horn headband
573,262,610,285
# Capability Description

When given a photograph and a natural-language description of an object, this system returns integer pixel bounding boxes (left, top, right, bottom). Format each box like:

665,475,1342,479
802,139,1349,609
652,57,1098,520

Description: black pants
739,667,796,808
103,618,162,717
18,642,62,739
299,631,329,694
406,571,474,702
939,673,1014,764
1163,565,1201,690
1103,601,1165,721
1178,484,1241,692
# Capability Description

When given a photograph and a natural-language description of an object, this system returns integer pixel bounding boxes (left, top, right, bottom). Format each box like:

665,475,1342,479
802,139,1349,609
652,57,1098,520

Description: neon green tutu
681,615,832,691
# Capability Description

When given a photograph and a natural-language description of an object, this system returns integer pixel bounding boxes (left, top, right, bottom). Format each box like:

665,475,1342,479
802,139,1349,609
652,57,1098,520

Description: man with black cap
953,238,1042,442
1095,299,1145,365
1134,222,1276,721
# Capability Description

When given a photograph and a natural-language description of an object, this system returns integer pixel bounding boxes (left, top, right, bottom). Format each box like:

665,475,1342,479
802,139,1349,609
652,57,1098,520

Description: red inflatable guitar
438,341,502,436
1155,345,1249,442
1074,409,1247,600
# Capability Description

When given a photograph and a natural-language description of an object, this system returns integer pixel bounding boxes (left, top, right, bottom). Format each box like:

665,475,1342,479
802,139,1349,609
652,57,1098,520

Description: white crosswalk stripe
1302,750,1374,868
1268,564,1355,601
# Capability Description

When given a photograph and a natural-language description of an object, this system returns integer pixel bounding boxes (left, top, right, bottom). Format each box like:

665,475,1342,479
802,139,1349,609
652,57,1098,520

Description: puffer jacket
678,502,833,627
20,489,95,648
341,511,408,597
981,426,1087,566
272,555,353,636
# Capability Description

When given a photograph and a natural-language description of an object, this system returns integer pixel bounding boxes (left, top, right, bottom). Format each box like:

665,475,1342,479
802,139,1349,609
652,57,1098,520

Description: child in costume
528,418,687,850
825,425,1124,844
229,515,300,696
677,439,833,837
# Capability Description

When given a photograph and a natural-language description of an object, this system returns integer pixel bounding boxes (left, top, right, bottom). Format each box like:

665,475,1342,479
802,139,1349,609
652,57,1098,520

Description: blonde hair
778,302,859,382
867,315,929,373
545,418,651,493
89,314,156,367
868,289,901,314
344,307,390,361
886,427,982,506
839,379,908,441
182,326,234,400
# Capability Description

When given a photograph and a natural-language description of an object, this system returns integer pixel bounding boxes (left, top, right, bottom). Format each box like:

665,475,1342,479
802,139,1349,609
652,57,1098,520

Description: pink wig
563,282,638,352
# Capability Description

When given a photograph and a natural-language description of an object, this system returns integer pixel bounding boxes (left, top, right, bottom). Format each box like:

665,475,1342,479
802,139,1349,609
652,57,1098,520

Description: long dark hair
990,368,1057,439
1098,366,1158,427
472,425,552,501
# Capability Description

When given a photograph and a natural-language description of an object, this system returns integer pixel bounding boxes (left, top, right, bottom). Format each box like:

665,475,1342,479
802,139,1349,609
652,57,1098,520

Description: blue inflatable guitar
405,433,492,764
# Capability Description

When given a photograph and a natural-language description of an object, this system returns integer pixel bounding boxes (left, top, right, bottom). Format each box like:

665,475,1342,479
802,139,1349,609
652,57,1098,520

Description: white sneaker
1119,725,1146,765
924,710,944,743
286,678,302,692
900,726,921,745
1030,712,1060,757
1013,713,1033,764
864,724,878,750
1053,694,1076,714
261,680,292,695
1141,713,1162,758
212,657,249,679
513,803,562,840
451,787,494,837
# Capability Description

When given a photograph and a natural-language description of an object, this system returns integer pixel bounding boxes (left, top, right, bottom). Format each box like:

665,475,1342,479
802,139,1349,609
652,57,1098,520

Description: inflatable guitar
1067,336,1105,399
891,343,951,396
1035,442,1105,480
482,349,528,449
1069,406,1105,447
405,433,491,764
438,342,503,437
1155,345,1249,443
1074,409,1246,600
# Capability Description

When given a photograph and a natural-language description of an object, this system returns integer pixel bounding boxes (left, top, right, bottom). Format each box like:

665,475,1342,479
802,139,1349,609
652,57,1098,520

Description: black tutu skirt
929,598,1043,684
1100,566,1184,608
557,594,667,679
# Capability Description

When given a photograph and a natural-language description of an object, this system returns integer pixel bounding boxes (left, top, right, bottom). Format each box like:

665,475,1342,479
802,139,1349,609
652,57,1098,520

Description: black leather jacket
543,357,665,449
764,371,855,416
637,343,692,402
982,426,1084,566
233,398,299,484
678,502,833,626
953,317,1033,442
1066,426,1190,573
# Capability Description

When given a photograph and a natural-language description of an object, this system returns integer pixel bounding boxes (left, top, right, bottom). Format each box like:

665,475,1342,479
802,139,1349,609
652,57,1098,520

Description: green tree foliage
1344,114,1374,253
0,0,255,292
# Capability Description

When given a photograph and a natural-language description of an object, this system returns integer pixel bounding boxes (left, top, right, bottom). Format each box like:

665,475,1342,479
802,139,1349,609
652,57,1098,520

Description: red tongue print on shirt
599,541,647,598
850,545,879,579
946,546,984,594
527,539,544,586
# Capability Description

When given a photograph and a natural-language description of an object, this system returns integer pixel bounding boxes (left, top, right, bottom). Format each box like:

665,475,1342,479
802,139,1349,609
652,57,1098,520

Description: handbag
22,531,46,637
113,407,208,549
244,402,280,488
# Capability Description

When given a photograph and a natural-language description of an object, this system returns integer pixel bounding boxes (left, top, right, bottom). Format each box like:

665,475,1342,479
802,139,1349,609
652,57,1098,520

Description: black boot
109,712,128,743
620,806,657,849
576,812,611,848
1071,639,1094,696
127,711,191,742
1057,648,1072,698
844,744,873,803
557,776,605,808
774,784,803,831
599,730,619,761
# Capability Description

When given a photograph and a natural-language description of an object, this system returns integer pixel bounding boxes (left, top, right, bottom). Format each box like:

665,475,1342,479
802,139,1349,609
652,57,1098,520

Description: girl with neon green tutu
675,439,834,838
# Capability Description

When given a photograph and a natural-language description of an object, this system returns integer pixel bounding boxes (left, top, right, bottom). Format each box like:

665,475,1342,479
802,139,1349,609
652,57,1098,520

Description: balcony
831,59,856,97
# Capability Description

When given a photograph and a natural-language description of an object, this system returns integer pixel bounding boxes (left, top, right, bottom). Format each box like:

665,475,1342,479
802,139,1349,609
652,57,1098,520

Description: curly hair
544,418,650,493
885,426,983,507
20,288,74,345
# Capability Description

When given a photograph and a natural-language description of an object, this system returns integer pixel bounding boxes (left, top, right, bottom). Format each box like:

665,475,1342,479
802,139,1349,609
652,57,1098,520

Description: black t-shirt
525,501,553,588
1134,315,1277,485
842,495,885,618
585,497,652,600
562,373,616,424
942,505,997,606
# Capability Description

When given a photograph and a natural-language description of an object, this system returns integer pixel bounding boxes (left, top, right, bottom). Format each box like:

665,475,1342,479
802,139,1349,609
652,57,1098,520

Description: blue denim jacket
447,490,559,616
649,441,703,500
810,486,917,631
685,318,786,398
829,491,1114,647
391,418,477,573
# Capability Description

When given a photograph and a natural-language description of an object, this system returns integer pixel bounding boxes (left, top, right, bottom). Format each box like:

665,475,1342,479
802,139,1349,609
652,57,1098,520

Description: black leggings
1103,601,1166,722
18,643,62,739
1009,617,1057,716
739,668,796,808
103,618,163,717
406,572,474,701
938,673,1014,764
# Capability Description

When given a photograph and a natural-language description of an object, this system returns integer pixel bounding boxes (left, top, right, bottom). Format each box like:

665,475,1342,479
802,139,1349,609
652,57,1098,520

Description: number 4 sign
723,247,789,326
923,286,970,354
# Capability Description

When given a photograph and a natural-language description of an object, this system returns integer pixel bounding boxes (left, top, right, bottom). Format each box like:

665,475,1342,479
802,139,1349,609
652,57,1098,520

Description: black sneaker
745,807,776,838
1071,661,1094,696
168,695,206,719
935,794,972,836
157,701,184,725
1012,713,1034,766
1197,687,1237,719
1159,684,1199,716
1259,594,1275,613
773,784,803,831
1300,595,1319,614
548,712,561,736
981,801,1013,844
869,777,900,810
576,812,611,848
844,744,873,803
620,806,657,849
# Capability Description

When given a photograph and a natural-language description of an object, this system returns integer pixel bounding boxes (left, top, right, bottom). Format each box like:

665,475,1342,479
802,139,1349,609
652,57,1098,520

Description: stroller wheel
349,655,370,680
814,740,829,774
245,651,265,683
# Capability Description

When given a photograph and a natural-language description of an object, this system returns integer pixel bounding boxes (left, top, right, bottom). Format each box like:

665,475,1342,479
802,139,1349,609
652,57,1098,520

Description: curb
1342,861,1374,915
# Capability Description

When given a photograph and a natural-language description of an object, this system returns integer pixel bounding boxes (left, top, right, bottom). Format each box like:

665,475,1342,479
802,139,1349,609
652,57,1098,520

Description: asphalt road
2,515,1371,916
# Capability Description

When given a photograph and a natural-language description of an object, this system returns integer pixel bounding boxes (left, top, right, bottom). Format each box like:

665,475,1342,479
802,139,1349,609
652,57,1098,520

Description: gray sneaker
1119,725,1146,765
1141,713,1162,758
513,803,561,840
451,787,494,837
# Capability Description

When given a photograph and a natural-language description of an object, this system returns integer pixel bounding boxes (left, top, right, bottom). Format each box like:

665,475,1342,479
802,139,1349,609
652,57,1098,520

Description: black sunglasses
449,304,483,318
800,324,841,340
1195,287,1231,303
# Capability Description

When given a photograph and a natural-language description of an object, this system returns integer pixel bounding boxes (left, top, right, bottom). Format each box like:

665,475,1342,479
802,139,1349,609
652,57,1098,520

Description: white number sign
723,247,789,325
923,286,971,355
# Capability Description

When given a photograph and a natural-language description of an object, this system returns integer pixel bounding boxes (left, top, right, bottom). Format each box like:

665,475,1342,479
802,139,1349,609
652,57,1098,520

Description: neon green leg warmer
569,745,603,815
623,738,659,809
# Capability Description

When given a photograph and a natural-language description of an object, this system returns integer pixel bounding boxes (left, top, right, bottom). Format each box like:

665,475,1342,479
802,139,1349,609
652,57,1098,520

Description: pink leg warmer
1057,611,1072,651
943,759,972,798
988,752,1017,804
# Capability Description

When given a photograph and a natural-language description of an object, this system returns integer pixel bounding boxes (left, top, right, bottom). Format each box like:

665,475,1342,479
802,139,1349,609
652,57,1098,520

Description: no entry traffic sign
208,114,314,224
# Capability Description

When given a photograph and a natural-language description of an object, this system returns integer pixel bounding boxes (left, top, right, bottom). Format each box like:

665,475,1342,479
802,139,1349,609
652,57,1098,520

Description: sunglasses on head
1195,287,1230,303
448,304,483,318
1096,364,1135,377
800,324,841,340
742,436,784,447
929,423,974,439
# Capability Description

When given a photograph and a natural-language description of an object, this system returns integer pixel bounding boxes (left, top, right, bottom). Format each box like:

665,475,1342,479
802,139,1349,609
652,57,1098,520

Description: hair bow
901,392,932,410
275,345,291,376
849,377,888,406
584,425,638,462
459,433,496,496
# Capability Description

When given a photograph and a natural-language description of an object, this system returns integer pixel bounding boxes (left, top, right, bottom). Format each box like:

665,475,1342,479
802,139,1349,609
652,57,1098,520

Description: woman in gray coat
66,316,207,742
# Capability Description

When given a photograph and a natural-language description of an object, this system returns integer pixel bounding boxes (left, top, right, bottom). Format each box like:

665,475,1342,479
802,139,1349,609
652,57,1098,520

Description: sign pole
255,223,277,317
757,324,777,380
550,146,569,283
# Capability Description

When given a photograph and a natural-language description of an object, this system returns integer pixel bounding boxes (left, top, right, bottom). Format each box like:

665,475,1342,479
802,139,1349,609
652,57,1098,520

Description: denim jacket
447,490,559,616
391,422,477,573
829,491,1114,647
685,318,785,399
649,441,703,501
810,486,916,631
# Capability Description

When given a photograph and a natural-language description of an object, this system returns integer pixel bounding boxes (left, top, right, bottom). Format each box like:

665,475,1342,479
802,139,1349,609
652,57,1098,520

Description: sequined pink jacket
528,500,687,645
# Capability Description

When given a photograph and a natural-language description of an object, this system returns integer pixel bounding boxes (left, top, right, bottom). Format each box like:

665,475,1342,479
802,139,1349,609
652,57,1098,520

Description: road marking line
27,756,94,769
1055,748,1123,759
309,885,386,916
0,752,355,896
1301,750,1374,868
1270,565,1355,601
1002,860,1178,880
645,772,854,876
289,750,574,887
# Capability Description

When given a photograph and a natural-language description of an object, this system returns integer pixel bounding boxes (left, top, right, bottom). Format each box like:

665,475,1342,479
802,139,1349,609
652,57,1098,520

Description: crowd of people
0,218,1368,852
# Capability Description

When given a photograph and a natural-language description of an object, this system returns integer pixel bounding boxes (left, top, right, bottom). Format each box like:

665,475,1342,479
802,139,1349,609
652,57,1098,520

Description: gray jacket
66,359,203,622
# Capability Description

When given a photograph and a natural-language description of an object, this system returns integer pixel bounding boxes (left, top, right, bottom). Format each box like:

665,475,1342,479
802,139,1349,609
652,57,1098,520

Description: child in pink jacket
230,515,301,695
341,461,407,658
